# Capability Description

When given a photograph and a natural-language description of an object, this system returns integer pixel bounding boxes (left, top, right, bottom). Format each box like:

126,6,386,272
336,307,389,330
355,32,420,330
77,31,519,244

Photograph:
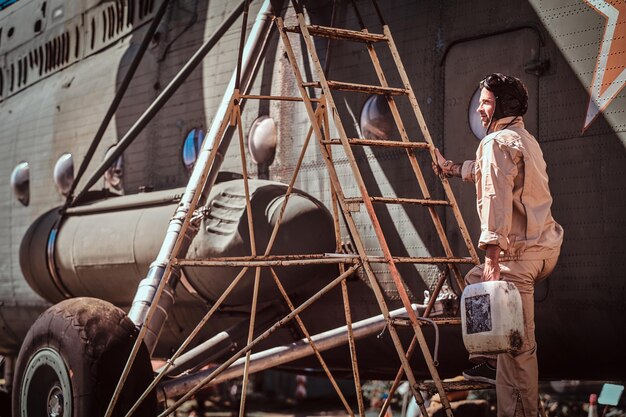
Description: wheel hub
47,386,64,417
20,348,72,417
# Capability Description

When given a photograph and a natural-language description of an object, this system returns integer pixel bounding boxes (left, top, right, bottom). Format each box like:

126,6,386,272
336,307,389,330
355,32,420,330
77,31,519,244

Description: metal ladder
104,1,486,416
275,1,481,416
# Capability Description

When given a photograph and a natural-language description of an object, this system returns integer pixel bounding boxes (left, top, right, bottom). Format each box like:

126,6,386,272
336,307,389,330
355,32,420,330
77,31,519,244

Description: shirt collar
492,116,524,132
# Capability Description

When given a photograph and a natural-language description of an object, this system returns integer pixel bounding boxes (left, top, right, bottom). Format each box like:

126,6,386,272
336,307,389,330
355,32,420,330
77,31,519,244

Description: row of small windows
10,150,122,207
93,0,155,48
361,92,486,140
9,97,395,206
11,116,278,206
0,28,77,98
182,117,278,174
10,91,487,207
0,0,156,98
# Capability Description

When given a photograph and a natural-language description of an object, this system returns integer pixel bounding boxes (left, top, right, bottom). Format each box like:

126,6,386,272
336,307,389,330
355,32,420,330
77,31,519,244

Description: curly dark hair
479,73,528,120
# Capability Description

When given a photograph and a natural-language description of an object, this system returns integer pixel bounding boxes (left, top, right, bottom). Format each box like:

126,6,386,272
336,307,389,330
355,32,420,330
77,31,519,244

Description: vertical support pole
235,101,260,417
323,97,366,417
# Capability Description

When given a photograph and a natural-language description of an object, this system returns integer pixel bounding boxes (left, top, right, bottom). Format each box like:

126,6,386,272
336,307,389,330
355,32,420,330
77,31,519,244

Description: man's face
476,88,496,127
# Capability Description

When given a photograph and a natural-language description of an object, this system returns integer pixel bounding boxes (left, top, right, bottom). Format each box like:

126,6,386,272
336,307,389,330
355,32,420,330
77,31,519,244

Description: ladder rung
302,80,407,96
283,24,387,43
367,256,475,264
344,196,451,207
322,138,431,149
416,380,494,394
391,317,461,327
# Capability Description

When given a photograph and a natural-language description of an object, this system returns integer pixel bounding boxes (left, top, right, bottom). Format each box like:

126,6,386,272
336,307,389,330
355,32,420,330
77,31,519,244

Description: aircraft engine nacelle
20,179,336,307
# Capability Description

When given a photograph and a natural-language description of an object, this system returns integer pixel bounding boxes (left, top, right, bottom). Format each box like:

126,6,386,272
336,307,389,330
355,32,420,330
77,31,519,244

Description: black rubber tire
0,389,10,417
12,297,156,417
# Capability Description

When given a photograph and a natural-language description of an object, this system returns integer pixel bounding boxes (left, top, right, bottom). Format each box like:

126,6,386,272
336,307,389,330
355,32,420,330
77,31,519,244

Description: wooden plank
283,24,387,43
302,80,407,95
416,380,494,395
343,196,451,206
322,138,430,149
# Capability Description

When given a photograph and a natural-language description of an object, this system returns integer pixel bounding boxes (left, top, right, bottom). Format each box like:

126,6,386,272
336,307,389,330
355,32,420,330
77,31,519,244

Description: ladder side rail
244,100,357,415
293,8,435,345
360,35,466,294
325,102,366,417
383,25,480,266
276,15,431,417
287,12,456,417
378,267,451,417
234,103,262,417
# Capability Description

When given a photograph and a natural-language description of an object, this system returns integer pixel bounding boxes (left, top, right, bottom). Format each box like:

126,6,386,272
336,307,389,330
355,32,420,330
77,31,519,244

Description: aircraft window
34,19,42,33
468,88,484,140
248,116,277,165
116,1,123,33
10,162,29,206
90,18,95,50
360,95,394,139
104,146,124,192
64,32,69,63
182,128,205,174
102,10,107,42
74,26,80,58
53,153,74,196
17,59,22,87
38,46,43,76
127,0,134,26
7,27,13,38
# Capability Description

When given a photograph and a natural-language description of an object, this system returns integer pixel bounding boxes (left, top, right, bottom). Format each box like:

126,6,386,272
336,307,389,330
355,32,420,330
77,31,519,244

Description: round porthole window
53,153,74,196
248,116,277,165
360,95,394,140
182,128,205,174
469,88,484,139
10,162,30,206
103,146,123,192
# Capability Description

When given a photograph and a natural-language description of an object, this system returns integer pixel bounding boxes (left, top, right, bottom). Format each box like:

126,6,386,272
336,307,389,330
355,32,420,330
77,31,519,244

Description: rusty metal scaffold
105,1,485,416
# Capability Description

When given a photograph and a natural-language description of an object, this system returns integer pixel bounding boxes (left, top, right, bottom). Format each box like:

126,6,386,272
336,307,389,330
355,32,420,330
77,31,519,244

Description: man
434,73,564,417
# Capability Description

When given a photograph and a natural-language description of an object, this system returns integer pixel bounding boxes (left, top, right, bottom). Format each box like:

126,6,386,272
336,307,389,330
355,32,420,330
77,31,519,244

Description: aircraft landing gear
12,297,156,417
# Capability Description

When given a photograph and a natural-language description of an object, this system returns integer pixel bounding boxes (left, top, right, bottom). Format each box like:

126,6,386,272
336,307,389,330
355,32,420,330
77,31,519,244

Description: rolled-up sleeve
461,160,476,183
477,139,517,250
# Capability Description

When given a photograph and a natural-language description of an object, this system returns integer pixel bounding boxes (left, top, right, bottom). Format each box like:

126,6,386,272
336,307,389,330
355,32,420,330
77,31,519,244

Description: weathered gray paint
0,0,624,381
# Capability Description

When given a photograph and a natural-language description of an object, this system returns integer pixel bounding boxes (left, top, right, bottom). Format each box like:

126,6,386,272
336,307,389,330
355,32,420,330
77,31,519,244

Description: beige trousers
465,256,558,417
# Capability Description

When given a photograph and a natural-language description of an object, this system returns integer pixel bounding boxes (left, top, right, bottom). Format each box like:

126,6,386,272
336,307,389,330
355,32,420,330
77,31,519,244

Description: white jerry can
460,281,525,355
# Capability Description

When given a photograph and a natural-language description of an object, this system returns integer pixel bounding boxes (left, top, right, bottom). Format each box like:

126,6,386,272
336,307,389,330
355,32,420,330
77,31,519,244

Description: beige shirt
460,117,563,260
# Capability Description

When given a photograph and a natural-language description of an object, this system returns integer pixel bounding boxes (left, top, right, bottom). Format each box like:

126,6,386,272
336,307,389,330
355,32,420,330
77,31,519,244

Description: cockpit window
469,88,484,139
103,146,123,193
359,95,395,139
182,128,205,174
53,153,74,196
10,161,29,206
248,116,277,165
